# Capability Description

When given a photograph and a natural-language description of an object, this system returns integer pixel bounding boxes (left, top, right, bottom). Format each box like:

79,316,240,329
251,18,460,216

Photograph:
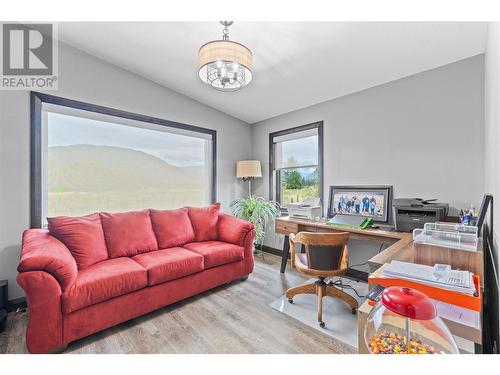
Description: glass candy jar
364,287,459,354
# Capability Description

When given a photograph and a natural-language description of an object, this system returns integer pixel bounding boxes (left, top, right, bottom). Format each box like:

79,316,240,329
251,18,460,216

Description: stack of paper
382,261,476,296
433,300,480,329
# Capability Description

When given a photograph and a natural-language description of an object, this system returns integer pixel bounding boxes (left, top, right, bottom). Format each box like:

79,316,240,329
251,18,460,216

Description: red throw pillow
150,208,196,248
47,213,108,270
187,203,221,242
100,210,158,258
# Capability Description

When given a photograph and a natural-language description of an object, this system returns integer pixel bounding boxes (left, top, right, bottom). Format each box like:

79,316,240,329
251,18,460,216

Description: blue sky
47,112,207,167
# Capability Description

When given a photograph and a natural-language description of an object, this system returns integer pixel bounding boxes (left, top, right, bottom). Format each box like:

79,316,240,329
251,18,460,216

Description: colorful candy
368,331,436,354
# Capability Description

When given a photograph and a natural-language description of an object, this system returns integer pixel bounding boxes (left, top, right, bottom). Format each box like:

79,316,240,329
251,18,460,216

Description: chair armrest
18,229,78,291
217,213,255,247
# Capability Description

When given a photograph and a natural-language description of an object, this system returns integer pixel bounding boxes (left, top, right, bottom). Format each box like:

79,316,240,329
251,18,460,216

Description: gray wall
485,23,500,266
0,42,252,299
251,55,485,250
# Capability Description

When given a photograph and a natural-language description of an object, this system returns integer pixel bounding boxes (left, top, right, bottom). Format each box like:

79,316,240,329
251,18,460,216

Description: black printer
392,198,449,232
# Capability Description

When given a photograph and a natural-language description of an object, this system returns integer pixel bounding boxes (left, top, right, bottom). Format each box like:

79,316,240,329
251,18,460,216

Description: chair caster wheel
288,298,293,304
351,308,357,315
319,321,325,328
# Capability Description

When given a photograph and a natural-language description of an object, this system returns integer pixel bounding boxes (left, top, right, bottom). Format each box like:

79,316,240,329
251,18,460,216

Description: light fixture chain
222,25,229,40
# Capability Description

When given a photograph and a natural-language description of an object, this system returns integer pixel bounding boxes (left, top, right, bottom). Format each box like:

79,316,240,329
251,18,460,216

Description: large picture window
269,122,323,209
31,92,216,227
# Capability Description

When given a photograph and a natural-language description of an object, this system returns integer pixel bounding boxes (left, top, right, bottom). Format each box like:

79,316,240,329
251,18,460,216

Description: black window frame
30,91,217,228
269,121,324,211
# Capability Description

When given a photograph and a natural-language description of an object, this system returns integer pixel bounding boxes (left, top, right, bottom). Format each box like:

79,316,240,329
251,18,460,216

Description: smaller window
270,123,323,210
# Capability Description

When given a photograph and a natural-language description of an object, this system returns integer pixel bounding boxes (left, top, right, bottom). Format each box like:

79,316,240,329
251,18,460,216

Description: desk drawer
299,225,318,232
275,221,299,234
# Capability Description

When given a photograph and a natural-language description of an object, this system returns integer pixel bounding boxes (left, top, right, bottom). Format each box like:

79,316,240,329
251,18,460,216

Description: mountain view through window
43,108,213,220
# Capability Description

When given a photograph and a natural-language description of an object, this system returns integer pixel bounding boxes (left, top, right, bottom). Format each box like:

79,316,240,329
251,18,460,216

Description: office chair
286,231,359,328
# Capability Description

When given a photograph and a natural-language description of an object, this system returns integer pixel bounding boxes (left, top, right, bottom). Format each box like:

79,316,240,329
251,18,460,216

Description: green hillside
48,144,203,192
47,145,207,216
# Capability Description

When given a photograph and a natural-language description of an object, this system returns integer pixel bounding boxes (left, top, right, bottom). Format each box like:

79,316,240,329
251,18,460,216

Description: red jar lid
381,287,436,320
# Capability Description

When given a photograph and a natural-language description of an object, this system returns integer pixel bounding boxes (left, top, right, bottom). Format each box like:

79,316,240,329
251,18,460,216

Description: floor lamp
236,160,262,196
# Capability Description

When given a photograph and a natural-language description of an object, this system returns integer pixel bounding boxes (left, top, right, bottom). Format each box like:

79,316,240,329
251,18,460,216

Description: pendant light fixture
198,21,253,91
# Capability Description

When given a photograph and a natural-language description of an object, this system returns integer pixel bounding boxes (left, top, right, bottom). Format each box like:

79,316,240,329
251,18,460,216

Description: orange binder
368,273,482,312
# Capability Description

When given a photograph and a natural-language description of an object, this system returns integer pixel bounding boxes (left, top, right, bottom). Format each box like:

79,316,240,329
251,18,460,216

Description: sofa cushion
132,247,204,286
100,210,158,258
183,241,244,269
62,257,147,313
150,208,195,248
187,203,220,242
47,213,108,270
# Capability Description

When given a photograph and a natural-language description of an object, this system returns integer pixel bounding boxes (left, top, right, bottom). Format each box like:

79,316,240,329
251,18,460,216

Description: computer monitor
478,194,499,353
477,194,493,237
327,185,393,224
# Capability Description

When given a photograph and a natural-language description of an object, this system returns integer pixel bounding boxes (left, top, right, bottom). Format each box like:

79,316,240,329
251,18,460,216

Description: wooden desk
275,216,483,352
274,216,413,273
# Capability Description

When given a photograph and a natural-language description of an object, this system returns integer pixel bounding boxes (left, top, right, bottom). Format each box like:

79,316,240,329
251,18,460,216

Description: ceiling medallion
198,21,253,91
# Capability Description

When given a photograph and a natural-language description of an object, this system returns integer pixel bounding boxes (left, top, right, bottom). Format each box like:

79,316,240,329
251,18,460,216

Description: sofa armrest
217,213,255,247
17,271,64,353
18,229,78,291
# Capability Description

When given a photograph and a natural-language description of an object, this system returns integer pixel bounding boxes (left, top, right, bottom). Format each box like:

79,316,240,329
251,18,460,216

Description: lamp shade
236,160,262,178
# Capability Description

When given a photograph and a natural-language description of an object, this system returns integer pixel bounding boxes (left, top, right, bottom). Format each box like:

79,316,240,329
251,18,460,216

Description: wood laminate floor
0,253,356,354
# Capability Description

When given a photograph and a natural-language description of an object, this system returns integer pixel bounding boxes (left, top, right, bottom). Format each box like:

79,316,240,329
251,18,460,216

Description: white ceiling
59,22,488,124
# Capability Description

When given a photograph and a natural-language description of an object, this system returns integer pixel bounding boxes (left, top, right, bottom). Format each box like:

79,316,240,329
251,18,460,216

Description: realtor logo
1,23,58,90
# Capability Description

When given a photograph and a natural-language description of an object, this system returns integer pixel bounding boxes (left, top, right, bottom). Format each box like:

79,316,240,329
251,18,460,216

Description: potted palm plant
230,196,281,252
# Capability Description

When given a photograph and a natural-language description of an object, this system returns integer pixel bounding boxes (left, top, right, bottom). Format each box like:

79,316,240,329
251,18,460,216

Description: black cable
326,243,386,298
330,279,365,298
328,277,366,298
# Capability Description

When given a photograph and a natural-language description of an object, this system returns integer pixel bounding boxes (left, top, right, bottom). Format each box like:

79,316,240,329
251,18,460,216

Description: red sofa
17,204,255,353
